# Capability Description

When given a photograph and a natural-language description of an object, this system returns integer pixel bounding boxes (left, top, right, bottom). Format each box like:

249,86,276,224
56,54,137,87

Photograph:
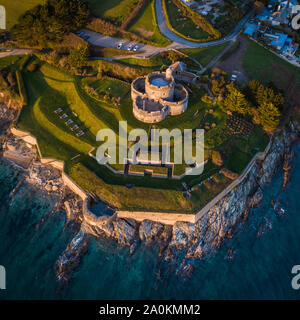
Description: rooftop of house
270,32,289,48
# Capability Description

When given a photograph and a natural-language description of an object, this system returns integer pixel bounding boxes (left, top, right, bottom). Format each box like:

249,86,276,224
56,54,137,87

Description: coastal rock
170,222,196,250
177,259,195,279
55,231,90,284
82,215,138,246
282,148,295,191
129,241,138,255
139,219,164,242
112,218,138,246
249,189,263,208
181,127,300,262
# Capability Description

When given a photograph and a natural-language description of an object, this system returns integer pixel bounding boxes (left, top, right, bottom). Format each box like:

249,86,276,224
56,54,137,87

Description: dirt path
216,36,250,84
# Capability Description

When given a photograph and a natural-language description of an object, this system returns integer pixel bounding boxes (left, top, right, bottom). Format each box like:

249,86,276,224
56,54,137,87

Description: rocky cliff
70,123,299,280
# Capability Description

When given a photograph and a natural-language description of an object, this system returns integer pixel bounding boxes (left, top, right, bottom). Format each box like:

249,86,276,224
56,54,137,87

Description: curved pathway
155,0,252,48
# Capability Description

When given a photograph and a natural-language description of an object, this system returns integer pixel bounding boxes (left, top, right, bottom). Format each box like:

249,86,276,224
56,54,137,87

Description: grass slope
86,0,139,25
165,0,210,40
128,0,171,47
242,38,300,86
180,43,228,67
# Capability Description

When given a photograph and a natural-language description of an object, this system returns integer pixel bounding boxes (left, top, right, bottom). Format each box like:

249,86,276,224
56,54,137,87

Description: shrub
212,150,224,167
27,62,39,72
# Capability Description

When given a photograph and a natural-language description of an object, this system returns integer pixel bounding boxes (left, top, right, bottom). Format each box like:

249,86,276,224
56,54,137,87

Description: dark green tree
11,0,90,47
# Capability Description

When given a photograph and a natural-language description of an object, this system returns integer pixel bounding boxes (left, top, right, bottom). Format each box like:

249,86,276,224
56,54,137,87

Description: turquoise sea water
0,145,300,299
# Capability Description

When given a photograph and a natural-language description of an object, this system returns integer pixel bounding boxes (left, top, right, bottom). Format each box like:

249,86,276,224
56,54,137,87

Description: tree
257,101,280,131
68,45,89,69
167,51,180,63
248,80,284,108
246,80,283,130
11,0,90,47
221,82,250,115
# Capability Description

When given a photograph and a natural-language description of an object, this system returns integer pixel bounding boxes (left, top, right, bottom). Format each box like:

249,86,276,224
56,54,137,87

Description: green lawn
86,0,139,25
0,0,43,30
0,55,24,71
83,77,130,101
165,0,210,40
128,0,171,47
242,37,300,86
129,164,168,175
179,43,228,66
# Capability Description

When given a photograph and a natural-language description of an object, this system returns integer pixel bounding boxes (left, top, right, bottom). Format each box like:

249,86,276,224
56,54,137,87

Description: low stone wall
116,210,195,225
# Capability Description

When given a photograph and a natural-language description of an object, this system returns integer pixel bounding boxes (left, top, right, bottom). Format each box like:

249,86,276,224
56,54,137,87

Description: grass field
86,0,139,25
0,0,43,30
179,43,228,67
83,77,130,101
242,38,300,86
128,0,171,47
165,0,210,40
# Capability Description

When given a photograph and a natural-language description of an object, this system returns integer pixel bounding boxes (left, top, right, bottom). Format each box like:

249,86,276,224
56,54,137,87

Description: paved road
0,48,32,58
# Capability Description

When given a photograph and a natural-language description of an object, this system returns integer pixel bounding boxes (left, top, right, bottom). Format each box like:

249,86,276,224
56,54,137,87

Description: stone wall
133,99,168,123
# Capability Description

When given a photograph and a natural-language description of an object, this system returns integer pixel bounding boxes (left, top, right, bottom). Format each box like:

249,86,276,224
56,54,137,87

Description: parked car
127,44,134,51
117,43,123,49
230,74,237,82
77,31,84,37
133,45,139,52
83,35,89,41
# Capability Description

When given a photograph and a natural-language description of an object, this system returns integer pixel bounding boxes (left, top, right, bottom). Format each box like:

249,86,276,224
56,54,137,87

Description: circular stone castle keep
131,67,189,123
